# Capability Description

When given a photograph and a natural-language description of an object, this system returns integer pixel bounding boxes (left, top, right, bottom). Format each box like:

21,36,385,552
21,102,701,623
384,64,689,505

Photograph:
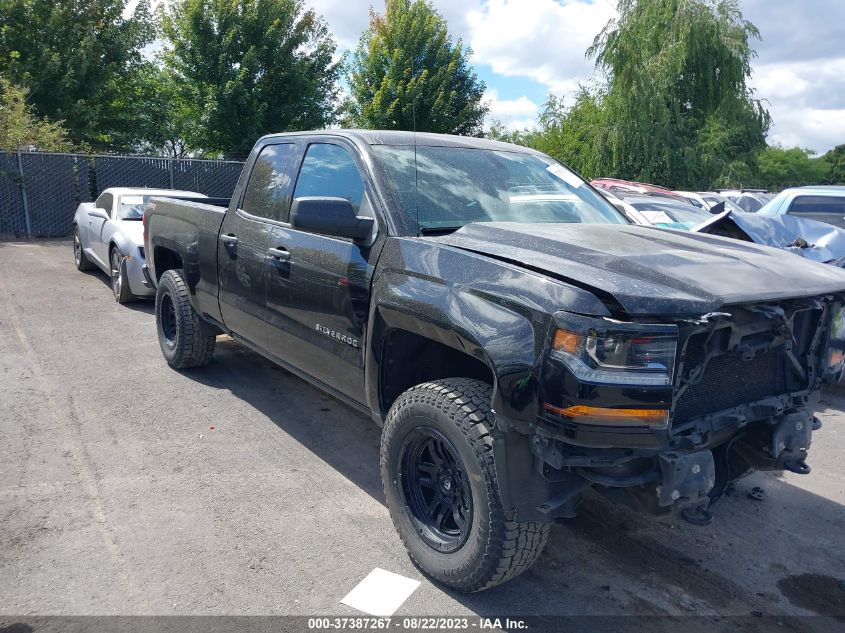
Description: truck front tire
381,378,550,592
155,269,216,369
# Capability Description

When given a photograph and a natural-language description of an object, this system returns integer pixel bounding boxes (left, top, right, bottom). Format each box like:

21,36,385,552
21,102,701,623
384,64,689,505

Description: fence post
16,149,33,238
168,157,175,189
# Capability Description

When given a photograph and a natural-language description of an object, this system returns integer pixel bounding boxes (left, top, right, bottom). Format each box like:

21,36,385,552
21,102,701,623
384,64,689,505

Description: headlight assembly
550,313,678,387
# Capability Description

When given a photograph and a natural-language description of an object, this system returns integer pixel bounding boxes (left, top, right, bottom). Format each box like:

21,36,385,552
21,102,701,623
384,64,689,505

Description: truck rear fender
146,203,225,325
152,243,184,282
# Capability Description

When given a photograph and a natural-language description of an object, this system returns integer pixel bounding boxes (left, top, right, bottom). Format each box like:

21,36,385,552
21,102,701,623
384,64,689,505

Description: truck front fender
365,238,609,423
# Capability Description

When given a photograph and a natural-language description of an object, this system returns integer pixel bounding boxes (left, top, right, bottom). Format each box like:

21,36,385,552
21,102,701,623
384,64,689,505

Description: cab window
293,143,365,214
241,143,296,221
789,195,845,215
95,193,113,213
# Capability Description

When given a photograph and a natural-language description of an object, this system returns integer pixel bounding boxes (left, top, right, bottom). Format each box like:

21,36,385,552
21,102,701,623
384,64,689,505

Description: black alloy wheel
154,269,216,368
400,427,473,553
159,291,177,349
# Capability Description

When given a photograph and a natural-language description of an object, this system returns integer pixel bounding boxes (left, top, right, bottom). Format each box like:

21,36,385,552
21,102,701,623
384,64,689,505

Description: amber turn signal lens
543,403,669,427
552,329,580,354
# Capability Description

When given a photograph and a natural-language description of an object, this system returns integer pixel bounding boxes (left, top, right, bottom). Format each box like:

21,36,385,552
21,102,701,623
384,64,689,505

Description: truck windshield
372,145,626,231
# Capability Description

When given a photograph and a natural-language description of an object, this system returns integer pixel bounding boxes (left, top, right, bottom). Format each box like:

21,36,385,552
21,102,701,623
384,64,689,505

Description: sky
307,0,845,154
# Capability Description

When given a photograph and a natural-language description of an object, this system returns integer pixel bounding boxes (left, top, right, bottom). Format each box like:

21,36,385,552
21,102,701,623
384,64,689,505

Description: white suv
758,186,845,229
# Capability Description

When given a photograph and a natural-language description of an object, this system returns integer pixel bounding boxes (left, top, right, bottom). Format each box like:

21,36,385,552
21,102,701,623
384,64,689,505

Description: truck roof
257,129,540,153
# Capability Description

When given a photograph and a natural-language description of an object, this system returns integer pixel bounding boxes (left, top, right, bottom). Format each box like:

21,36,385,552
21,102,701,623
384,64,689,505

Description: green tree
161,0,340,157
821,144,845,184
346,0,487,135
521,92,607,180
0,78,72,151
109,64,199,158
587,0,769,188
755,146,830,190
0,0,156,149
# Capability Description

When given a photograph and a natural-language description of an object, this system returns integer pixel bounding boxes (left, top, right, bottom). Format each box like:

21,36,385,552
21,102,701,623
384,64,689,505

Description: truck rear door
263,140,379,401
217,142,297,348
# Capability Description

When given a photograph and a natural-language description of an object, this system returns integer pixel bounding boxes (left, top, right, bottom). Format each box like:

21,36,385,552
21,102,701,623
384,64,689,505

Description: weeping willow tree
588,0,770,188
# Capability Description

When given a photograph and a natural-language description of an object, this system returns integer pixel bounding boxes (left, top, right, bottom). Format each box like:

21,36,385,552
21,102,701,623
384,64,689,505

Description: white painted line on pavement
341,567,422,616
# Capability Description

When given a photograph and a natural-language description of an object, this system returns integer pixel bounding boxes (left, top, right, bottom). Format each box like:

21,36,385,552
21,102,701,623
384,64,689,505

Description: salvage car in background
618,194,713,229
591,178,694,203
758,185,845,230
73,188,205,303
720,189,774,212
610,192,845,267
675,191,745,214
698,208,845,267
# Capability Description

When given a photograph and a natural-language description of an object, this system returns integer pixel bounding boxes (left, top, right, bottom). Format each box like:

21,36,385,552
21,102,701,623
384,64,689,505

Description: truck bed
145,196,233,324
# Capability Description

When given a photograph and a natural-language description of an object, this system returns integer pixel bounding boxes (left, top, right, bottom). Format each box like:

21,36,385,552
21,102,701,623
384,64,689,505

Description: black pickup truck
143,130,845,592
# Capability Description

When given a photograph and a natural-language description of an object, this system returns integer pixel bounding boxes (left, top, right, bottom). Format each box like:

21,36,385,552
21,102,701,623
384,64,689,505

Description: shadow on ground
183,337,384,501
79,267,155,315
177,336,845,621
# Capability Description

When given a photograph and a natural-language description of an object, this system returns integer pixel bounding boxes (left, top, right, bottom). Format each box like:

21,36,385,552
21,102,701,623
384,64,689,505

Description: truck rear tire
155,269,216,369
381,378,550,592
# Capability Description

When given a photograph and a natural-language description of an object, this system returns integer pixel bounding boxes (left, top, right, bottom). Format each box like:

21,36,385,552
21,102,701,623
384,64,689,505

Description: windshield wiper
419,225,465,236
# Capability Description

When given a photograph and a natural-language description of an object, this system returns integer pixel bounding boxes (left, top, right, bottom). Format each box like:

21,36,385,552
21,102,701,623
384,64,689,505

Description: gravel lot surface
1,240,843,625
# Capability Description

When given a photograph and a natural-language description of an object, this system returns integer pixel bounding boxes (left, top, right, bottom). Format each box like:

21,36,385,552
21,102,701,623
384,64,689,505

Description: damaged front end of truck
498,295,845,525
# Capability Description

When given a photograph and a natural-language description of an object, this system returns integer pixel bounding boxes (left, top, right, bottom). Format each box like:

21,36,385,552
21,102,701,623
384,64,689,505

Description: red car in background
591,178,694,204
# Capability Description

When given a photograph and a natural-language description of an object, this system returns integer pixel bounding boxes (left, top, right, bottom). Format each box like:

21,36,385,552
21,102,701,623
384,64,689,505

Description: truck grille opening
673,336,787,424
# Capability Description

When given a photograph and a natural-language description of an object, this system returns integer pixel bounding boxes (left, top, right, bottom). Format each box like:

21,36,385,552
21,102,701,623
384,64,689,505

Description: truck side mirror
290,197,374,243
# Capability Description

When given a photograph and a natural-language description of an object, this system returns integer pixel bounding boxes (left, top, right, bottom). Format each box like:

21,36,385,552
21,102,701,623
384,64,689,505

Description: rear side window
242,143,295,221
293,143,365,213
789,195,845,215
95,193,113,213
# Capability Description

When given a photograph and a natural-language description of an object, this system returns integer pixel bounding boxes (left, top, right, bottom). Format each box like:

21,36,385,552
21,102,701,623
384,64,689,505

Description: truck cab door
217,142,297,348
264,141,379,401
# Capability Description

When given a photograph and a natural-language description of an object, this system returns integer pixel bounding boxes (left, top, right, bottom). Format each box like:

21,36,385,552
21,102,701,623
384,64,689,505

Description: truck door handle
267,246,291,264
220,233,238,257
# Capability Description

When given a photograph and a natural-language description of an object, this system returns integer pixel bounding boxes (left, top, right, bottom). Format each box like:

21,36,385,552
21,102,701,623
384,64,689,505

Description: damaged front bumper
495,296,842,524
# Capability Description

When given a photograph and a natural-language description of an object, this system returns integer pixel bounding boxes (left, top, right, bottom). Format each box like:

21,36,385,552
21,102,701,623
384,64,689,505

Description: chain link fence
0,151,244,238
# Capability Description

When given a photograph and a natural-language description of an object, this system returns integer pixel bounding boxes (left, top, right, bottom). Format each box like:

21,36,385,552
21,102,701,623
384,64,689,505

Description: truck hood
433,222,845,316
